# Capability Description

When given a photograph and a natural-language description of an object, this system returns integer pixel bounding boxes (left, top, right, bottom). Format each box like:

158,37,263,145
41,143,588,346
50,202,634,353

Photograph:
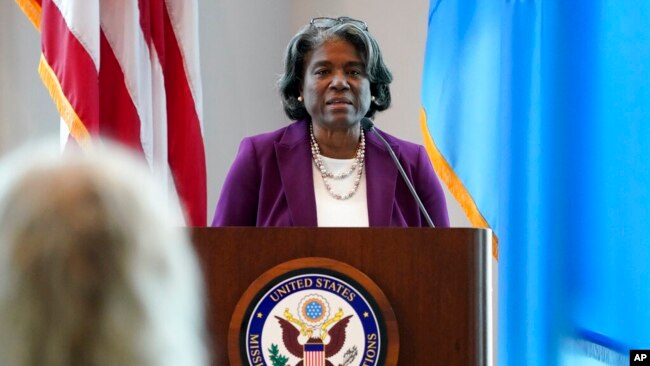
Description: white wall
0,1,468,226
0,1,59,154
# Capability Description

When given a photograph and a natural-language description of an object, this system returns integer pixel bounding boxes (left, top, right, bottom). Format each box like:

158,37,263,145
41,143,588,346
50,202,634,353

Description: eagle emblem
242,273,383,366
275,294,355,366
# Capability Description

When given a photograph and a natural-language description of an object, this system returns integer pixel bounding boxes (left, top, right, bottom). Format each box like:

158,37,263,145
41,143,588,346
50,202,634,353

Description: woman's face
301,38,371,130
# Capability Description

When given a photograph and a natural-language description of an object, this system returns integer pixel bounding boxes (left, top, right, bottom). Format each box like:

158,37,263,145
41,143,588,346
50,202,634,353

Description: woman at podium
213,17,449,228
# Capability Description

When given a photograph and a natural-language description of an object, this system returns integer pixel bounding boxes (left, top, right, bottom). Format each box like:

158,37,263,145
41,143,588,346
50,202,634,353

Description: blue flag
421,1,650,365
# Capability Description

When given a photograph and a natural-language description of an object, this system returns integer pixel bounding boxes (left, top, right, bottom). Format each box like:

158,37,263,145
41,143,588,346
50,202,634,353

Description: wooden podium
191,227,492,365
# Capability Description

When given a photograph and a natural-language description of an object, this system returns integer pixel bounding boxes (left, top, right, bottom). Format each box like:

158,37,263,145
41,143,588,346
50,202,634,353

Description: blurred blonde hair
0,140,208,366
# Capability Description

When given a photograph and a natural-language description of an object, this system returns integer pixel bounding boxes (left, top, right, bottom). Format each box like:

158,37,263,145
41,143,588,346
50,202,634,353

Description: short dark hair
278,19,393,120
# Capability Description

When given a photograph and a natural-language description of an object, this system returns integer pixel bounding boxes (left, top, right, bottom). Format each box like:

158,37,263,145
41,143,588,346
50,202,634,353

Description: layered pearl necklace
309,123,365,200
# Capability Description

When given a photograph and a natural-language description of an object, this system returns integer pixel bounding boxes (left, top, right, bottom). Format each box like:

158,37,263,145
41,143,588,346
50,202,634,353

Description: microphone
361,118,435,227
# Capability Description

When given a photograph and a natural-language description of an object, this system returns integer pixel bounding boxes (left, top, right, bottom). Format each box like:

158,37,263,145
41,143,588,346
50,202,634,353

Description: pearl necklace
309,123,365,200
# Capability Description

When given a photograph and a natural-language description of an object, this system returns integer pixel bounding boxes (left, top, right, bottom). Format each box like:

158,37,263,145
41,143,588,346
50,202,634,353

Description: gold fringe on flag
38,55,92,150
420,107,499,260
15,0,42,30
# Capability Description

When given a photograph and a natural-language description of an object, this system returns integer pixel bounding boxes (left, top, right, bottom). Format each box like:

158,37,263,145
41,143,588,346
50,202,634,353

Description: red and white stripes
304,350,325,366
16,0,207,226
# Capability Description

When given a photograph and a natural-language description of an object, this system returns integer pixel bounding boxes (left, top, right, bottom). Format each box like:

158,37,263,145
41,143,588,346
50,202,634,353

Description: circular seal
229,258,398,366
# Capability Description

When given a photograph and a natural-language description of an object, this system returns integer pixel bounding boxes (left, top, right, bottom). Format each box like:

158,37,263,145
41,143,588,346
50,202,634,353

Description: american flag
15,0,207,226
304,343,325,366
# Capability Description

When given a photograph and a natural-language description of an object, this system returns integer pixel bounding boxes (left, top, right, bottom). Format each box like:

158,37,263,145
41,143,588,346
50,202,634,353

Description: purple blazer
212,119,449,227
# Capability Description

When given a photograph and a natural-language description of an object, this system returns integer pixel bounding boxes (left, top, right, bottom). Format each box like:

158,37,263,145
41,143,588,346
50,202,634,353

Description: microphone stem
367,127,435,228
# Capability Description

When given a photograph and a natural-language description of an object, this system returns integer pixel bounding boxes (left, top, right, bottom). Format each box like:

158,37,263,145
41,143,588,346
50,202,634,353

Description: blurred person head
0,140,207,366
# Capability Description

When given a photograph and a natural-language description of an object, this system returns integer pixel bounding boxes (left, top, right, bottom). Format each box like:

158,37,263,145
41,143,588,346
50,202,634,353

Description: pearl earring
371,96,376,102
297,96,303,102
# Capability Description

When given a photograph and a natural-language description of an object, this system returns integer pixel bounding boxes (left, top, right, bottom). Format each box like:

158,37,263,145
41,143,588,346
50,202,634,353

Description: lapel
365,128,399,226
275,120,318,226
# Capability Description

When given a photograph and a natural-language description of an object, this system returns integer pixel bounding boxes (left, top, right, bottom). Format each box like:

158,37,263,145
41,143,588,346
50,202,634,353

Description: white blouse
312,155,369,227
